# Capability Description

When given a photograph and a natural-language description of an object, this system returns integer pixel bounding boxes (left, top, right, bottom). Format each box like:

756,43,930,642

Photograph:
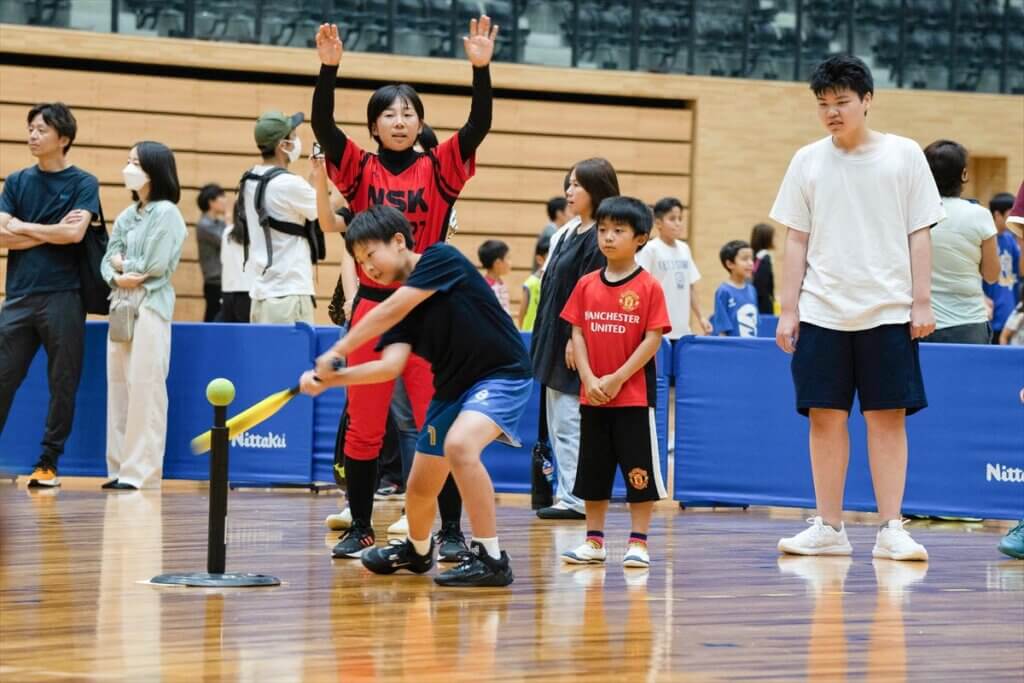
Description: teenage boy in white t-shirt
242,111,336,324
770,56,945,562
635,197,711,340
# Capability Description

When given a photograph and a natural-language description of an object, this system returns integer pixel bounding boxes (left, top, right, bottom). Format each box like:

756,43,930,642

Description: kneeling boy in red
558,196,671,569
301,205,533,587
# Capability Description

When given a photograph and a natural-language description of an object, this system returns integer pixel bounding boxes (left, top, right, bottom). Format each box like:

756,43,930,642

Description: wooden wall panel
3,24,1022,321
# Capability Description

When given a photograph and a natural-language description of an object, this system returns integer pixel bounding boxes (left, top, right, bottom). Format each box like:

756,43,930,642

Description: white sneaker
325,507,352,531
873,519,928,561
561,540,607,564
387,514,409,536
623,542,650,568
778,517,853,556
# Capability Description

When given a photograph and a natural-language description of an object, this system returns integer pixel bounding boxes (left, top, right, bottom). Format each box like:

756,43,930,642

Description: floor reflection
778,555,927,682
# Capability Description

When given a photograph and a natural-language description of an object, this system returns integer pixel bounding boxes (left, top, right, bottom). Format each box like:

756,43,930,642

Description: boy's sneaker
873,519,928,561
374,482,406,501
387,514,409,536
325,507,352,531
27,464,60,488
331,521,376,559
778,517,853,556
361,538,435,575
561,540,607,565
998,520,1024,560
623,542,650,568
435,521,469,562
434,541,514,587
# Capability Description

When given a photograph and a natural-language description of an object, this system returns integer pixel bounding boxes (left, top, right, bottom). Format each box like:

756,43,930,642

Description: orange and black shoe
28,464,60,488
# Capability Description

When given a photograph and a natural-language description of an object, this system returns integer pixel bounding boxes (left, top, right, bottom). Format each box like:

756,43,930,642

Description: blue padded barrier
311,325,346,483
0,321,319,484
673,337,1024,520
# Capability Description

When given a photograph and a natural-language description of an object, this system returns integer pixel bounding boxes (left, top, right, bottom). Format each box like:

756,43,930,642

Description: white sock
409,536,431,556
475,536,501,559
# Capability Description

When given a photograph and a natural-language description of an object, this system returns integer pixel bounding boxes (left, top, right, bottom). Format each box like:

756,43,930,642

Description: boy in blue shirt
711,240,759,337
985,192,1022,343
301,205,533,587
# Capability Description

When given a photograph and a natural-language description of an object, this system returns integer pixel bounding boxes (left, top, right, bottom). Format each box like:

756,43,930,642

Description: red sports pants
343,295,433,461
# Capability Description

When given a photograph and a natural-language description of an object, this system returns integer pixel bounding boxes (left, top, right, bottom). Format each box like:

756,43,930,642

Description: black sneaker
361,538,435,575
434,541,514,588
331,521,376,559
435,521,469,563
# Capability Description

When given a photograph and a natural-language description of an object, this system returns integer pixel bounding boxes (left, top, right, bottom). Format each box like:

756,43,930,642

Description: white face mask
122,163,149,191
284,137,301,163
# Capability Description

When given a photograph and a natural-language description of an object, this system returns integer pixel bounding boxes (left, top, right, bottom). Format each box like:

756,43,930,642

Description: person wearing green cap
234,110,338,324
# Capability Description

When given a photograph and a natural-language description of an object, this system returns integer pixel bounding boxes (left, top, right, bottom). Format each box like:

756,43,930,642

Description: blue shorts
416,377,533,456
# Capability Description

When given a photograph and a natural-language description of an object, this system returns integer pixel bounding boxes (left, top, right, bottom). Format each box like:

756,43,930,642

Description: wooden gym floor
0,479,1021,682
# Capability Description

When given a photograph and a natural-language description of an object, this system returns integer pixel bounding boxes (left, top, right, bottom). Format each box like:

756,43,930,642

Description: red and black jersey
327,136,476,287
560,267,671,408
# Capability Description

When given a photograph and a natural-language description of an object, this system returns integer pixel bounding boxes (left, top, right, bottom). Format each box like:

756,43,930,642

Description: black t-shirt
530,224,606,395
0,165,100,297
379,243,532,400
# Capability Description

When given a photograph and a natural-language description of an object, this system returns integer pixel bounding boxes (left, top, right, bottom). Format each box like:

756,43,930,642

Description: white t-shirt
930,197,998,329
220,225,256,293
242,165,319,301
635,238,701,338
769,133,945,331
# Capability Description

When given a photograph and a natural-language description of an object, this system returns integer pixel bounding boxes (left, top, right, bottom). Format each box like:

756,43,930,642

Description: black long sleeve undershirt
311,63,492,170
312,63,347,167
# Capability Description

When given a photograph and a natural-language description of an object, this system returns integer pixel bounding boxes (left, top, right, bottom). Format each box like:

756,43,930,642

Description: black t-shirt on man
379,243,532,401
0,165,100,298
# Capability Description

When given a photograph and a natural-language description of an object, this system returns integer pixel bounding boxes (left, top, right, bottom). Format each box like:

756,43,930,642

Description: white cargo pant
106,306,171,489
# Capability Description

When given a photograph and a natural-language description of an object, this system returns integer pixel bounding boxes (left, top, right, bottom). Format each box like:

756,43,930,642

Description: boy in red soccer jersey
310,17,497,559
558,197,671,570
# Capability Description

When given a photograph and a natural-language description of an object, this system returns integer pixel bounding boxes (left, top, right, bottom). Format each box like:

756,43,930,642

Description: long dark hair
750,223,775,253
134,141,181,205
572,158,620,219
366,84,425,146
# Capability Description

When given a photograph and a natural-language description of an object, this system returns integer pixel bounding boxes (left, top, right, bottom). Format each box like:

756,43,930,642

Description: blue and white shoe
561,540,607,565
623,542,650,568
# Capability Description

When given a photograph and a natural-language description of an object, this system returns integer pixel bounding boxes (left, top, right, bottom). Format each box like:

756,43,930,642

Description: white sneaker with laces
561,540,607,564
325,507,352,531
387,514,409,536
777,517,853,556
873,519,928,561
623,542,650,568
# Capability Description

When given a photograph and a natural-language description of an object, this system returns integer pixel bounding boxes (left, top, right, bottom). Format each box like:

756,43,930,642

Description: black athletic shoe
435,521,469,563
332,521,376,559
361,538,435,575
434,541,514,587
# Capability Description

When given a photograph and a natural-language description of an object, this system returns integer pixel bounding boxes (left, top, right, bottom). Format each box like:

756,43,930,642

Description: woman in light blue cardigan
99,141,186,490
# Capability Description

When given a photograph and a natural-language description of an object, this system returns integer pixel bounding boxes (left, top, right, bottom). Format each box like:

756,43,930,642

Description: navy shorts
416,377,533,456
791,322,927,417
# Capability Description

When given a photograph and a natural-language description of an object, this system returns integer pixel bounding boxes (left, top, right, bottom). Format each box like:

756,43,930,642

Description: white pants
545,388,585,513
106,306,171,488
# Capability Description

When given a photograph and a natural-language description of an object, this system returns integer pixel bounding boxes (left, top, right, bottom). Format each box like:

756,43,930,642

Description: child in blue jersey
711,239,759,337
300,205,533,588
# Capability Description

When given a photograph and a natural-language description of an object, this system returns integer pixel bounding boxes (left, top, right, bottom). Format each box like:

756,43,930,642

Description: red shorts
343,295,433,461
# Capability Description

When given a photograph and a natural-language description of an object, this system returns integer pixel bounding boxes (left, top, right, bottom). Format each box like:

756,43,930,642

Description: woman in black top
530,158,620,519
751,222,776,315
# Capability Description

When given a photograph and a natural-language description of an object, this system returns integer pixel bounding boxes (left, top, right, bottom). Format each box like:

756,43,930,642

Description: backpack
233,167,326,272
78,201,111,315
